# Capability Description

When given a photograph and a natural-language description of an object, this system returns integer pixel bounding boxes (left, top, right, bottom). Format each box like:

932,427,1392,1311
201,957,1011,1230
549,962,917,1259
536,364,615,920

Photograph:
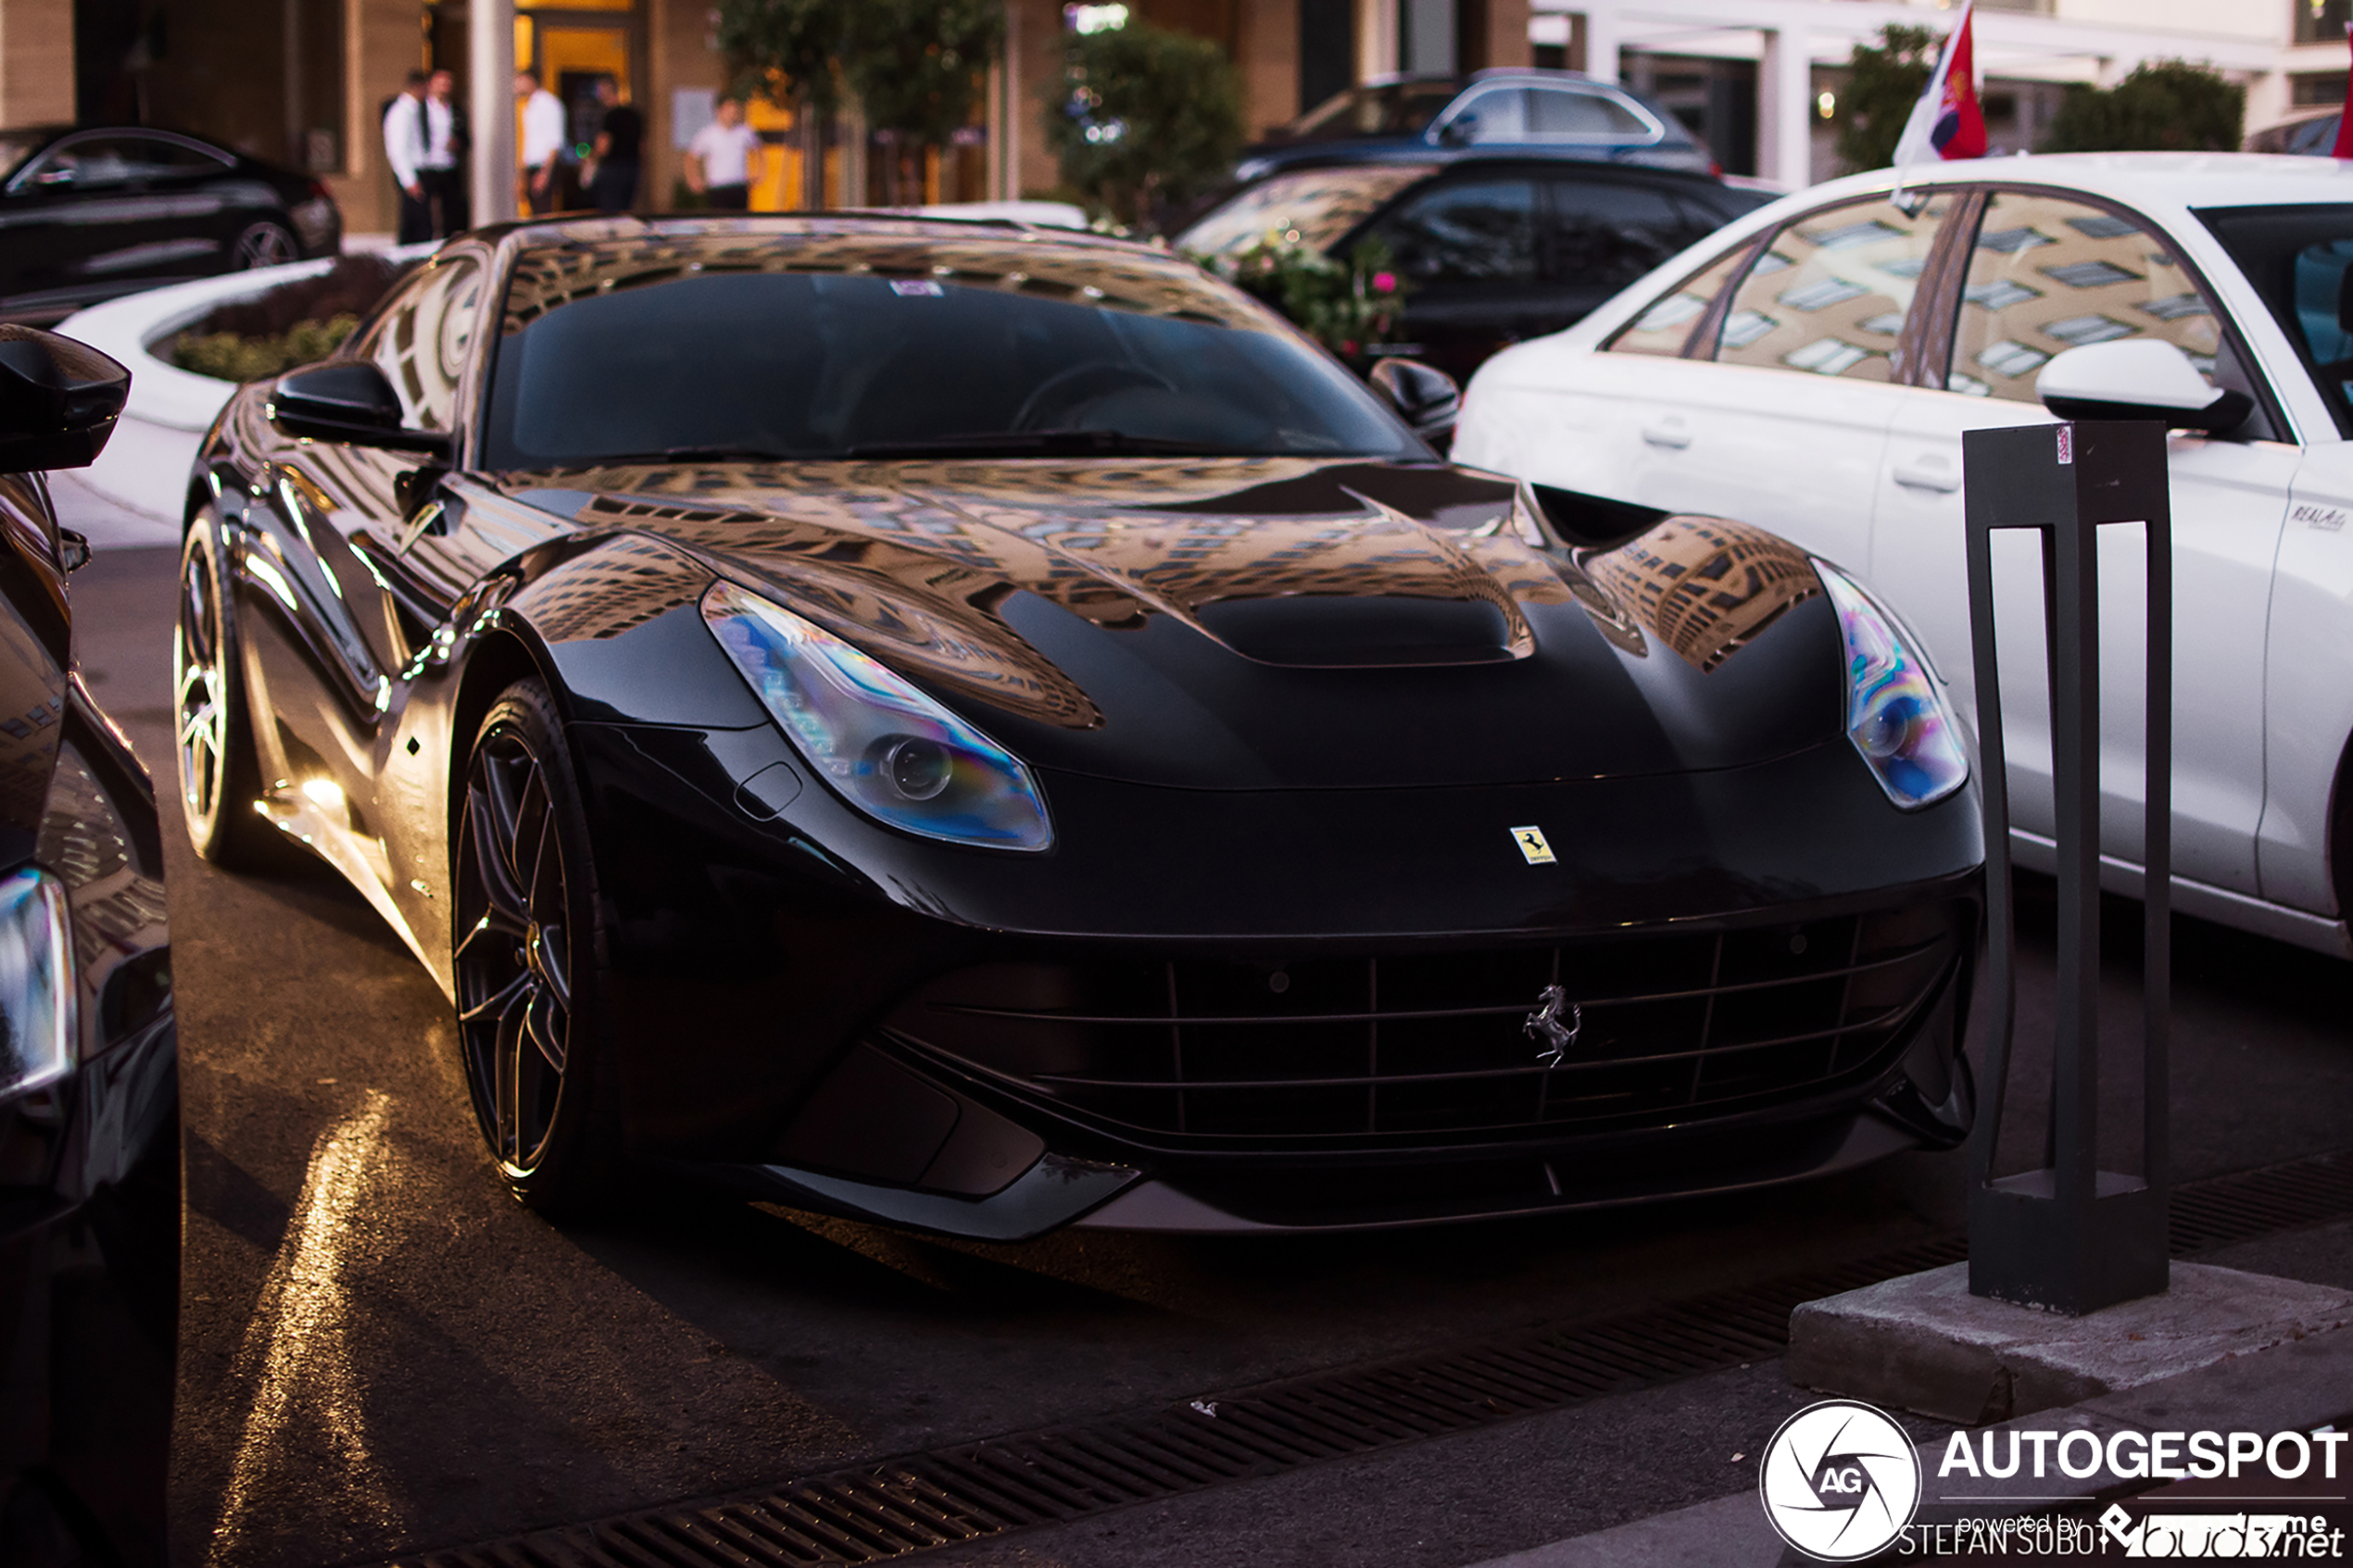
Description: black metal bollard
1961,420,2170,1315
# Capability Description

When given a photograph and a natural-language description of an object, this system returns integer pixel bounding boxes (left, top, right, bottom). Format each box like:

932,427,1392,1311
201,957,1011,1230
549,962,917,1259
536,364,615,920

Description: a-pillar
1758,24,1813,190
0,0,74,128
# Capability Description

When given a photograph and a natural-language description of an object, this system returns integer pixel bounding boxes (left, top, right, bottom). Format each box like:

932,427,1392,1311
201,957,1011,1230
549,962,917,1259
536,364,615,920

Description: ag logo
1758,1399,1920,1562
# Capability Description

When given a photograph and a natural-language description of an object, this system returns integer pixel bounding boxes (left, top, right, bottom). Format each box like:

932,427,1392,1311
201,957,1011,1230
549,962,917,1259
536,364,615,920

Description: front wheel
175,513,286,867
453,679,622,1214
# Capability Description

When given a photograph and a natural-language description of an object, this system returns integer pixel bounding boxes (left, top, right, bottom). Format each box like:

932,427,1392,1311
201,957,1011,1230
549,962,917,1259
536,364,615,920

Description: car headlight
701,581,1053,851
0,868,74,1101
1814,561,1969,810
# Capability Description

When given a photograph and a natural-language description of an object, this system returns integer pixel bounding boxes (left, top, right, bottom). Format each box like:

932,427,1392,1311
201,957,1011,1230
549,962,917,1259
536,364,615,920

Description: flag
2333,24,2353,158
1892,2,1987,182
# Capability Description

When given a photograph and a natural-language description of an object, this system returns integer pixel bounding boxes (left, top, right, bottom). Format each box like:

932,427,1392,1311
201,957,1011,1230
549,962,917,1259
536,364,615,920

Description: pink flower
1371,270,1398,294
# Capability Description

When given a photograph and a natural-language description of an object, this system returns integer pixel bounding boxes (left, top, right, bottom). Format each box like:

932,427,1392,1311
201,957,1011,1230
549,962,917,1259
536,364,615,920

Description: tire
452,679,623,1214
175,512,290,868
232,220,297,270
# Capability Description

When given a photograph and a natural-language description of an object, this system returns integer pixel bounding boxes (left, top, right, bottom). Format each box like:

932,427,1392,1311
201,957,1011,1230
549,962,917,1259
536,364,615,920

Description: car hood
497,458,1843,790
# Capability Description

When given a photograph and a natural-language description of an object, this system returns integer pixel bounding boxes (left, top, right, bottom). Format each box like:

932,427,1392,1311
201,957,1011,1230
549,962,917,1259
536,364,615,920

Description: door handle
1892,457,1960,493
1642,419,1692,449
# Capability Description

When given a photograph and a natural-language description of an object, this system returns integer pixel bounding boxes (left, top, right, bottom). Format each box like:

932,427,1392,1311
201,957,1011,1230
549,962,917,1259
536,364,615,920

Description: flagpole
1892,0,1976,199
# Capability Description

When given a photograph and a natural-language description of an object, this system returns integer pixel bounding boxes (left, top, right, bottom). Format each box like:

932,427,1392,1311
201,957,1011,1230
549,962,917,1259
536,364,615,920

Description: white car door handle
1892,457,1960,493
1642,419,1692,449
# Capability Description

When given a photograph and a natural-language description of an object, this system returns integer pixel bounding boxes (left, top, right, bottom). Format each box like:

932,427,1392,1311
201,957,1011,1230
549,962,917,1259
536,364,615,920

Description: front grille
882,903,1969,1148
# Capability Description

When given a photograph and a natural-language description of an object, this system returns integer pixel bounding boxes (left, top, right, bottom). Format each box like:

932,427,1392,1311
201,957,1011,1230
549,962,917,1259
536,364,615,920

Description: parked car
2245,108,2339,156
176,215,1980,1237
0,326,177,1566
1236,69,1717,184
1455,152,2353,960
1177,154,1774,382
0,125,342,324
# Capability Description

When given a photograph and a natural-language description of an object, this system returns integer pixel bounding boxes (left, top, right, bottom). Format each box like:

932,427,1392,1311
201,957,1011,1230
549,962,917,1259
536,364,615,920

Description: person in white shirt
686,97,763,212
515,69,568,215
424,68,468,234
383,69,433,244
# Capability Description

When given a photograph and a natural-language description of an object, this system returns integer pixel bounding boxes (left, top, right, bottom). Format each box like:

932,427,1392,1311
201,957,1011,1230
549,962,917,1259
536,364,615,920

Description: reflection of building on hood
1584,517,1820,673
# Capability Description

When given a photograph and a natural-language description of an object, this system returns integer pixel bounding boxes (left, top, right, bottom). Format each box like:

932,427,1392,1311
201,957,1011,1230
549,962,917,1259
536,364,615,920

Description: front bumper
574,721,1982,1237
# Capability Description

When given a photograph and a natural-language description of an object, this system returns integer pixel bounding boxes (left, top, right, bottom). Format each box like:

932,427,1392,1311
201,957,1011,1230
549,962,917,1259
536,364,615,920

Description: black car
1178,155,1775,382
177,215,1977,1238
0,125,343,324
0,327,177,1565
1236,69,1717,183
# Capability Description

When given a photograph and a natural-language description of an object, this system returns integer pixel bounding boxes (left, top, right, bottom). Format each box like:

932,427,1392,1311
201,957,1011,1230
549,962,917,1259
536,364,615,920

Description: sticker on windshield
2056,426,2073,466
889,279,945,297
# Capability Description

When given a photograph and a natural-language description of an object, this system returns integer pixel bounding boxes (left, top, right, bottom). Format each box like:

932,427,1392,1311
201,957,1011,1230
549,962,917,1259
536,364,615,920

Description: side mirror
2038,339,2251,434
0,326,129,473
1369,358,1462,441
267,362,450,456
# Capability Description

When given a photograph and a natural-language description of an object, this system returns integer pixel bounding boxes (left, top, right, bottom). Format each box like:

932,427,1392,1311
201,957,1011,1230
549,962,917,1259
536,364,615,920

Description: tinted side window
1712,194,1955,382
357,257,484,433
1445,88,1527,143
1368,177,1539,286
1544,179,1716,291
1949,191,2221,401
1605,246,1751,357
1527,88,1650,139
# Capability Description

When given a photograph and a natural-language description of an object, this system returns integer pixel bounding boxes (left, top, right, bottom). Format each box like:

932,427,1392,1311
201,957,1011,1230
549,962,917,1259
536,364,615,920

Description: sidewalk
1472,1321,2353,1566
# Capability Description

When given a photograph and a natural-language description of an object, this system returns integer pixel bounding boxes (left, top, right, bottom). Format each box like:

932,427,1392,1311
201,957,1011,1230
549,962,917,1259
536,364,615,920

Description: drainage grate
378,1148,2353,1568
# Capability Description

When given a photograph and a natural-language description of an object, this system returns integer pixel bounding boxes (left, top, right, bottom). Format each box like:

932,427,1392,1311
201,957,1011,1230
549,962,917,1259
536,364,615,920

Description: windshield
480,242,1423,469
1175,165,1435,260
2197,204,2353,437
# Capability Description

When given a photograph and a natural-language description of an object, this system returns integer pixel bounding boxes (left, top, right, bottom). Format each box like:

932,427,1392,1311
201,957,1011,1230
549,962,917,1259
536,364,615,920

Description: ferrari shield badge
1511,826,1555,865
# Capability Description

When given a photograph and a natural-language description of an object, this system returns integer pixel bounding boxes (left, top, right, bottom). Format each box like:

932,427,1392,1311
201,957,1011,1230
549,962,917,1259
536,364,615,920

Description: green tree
845,0,1002,147
1045,21,1244,230
2042,61,2245,153
1833,24,1939,174
712,0,849,123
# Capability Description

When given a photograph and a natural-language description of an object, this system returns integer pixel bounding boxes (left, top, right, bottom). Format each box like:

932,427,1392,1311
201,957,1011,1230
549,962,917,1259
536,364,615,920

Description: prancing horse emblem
1524,984,1582,1067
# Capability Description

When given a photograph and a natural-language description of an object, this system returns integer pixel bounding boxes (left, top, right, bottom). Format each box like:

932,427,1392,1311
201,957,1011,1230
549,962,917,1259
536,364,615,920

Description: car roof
1234,145,1727,182
1786,151,2353,216
462,209,1157,260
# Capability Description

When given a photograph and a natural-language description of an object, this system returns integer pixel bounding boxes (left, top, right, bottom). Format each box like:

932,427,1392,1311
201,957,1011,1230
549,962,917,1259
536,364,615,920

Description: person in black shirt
587,81,642,216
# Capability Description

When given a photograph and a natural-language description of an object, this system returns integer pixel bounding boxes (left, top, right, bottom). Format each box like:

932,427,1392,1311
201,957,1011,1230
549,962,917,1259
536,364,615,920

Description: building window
2296,0,2352,46
2295,74,2349,106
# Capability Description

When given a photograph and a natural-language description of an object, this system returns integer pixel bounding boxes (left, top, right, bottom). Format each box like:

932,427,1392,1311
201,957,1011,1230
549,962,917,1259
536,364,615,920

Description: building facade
3,0,2327,238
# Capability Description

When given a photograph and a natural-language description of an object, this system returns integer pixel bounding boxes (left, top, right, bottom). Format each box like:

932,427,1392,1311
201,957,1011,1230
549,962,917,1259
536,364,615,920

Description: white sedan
1455,153,2353,959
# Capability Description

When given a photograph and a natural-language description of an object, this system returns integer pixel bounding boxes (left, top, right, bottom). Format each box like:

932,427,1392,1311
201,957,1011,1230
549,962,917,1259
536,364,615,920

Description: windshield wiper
842,430,1256,459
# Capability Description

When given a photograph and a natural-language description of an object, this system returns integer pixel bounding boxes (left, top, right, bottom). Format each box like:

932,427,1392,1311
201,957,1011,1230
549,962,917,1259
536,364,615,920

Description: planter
57,245,434,525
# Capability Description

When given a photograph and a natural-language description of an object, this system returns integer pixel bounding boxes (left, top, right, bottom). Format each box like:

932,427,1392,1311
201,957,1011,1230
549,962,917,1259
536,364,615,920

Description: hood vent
1193,595,1516,668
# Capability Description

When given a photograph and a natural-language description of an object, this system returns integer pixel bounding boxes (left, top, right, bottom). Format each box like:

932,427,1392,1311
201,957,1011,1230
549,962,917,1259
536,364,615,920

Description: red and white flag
2333,25,2353,157
1892,1,1987,183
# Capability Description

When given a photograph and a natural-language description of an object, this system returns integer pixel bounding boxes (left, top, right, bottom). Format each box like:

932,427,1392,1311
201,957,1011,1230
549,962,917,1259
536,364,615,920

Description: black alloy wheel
174,511,283,866
453,679,618,1211
233,221,298,270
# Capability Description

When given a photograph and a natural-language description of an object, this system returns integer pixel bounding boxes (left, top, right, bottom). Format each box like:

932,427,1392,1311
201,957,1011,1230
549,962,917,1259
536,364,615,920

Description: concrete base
1787,1261,2353,1424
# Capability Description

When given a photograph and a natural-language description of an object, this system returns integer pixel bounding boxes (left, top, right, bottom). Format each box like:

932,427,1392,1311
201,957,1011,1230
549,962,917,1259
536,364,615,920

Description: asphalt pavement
51,487,2353,1568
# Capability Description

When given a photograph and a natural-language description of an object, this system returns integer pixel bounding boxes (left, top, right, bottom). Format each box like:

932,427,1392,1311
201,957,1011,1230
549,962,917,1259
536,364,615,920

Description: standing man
516,69,567,216
686,96,763,212
383,69,433,245
585,80,642,215
425,69,470,235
